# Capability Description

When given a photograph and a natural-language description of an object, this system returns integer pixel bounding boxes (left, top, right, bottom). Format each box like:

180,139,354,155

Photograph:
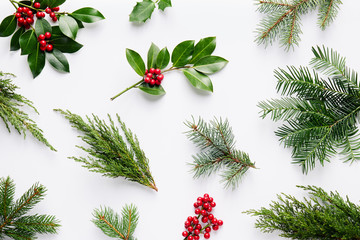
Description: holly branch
130,0,172,23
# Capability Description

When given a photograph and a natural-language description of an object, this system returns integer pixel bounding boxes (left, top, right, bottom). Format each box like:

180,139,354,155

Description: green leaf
59,15,79,40
193,56,228,74
171,40,195,67
28,47,45,78
126,48,146,76
183,68,213,92
71,7,105,23
190,37,216,64
10,27,24,51
35,18,52,36
129,0,156,23
51,26,83,53
138,82,166,95
74,18,85,29
19,30,37,55
156,47,170,70
0,15,17,37
43,0,65,8
158,0,172,11
46,49,70,72
147,43,160,69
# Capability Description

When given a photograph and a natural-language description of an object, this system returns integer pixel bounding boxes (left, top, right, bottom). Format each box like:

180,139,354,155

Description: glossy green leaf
28,47,45,78
59,15,78,40
51,26,83,53
183,68,213,92
193,56,228,74
46,49,70,72
10,27,24,51
156,47,170,70
171,40,195,67
126,48,146,76
43,0,65,8
158,0,172,11
129,0,156,23
0,15,17,37
190,37,216,63
35,18,52,36
74,18,85,28
147,43,160,69
139,82,166,95
71,7,105,23
19,30,37,55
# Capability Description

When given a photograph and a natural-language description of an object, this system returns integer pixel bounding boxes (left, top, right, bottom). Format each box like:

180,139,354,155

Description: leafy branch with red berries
130,0,172,23
0,0,105,78
111,37,228,100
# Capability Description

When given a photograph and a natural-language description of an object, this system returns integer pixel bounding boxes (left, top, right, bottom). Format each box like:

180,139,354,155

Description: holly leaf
35,18,52,36
71,7,105,23
190,37,216,64
126,48,146,76
46,49,70,72
10,27,25,51
43,0,66,8
156,47,170,70
158,0,172,11
183,68,213,92
171,40,195,67
139,82,166,95
59,15,79,40
51,26,83,53
193,56,228,74
28,47,46,78
147,43,160,69
0,15,17,37
19,30,37,55
129,0,156,23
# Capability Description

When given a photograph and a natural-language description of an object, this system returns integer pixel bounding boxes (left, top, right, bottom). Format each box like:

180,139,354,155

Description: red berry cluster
144,68,164,86
43,6,60,22
14,7,35,29
182,194,223,240
38,32,53,52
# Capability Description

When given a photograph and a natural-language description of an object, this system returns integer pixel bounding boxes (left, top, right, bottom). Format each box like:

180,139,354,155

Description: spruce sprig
255,0,342,50
55,109,158,191
0,176,60,240
245,185,360,240
92,205,139,240
185,117,256,189
259,46,360,173
0,72,55,151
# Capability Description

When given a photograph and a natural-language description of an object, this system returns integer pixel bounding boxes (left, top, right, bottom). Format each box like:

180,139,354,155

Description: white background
0,0,360,239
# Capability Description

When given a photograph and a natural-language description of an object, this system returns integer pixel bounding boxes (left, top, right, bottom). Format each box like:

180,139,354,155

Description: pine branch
259,46,360,173
255,0,342,50
55,109,158,191
245,185,360,240
92,205,139,240
0,177,60,240
184,117,256,189
0,72,55,151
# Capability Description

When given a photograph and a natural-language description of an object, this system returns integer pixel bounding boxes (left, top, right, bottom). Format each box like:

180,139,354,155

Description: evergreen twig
184,117,256,189
55,109,158,191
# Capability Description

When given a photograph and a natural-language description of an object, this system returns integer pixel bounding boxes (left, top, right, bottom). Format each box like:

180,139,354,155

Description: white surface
0,1,360,239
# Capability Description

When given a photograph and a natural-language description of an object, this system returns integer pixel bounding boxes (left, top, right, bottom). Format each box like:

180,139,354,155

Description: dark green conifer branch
92,204,139,240
55,109,158,191
245,185,360,240
0,176,60,240
185,117,256,189
259,46,360,173
0,72,55,151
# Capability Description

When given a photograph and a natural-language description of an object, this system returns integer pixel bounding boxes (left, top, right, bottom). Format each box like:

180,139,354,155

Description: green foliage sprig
259,46,360,173
255,0,342,50
92,204,139,240
55,109,158,191
245,185,360,240
184,117,256,189
0,0,105,78
111,37,228,100
0,176,60,240
0,71,55,151
130,0,172,23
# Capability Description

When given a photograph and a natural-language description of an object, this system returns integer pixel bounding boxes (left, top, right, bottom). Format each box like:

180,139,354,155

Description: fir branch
0,72,55,151
185,117,256,189
55,109,158,191
0,177,60,240
259,46,360,173
92,205,139,240
245,185,360,240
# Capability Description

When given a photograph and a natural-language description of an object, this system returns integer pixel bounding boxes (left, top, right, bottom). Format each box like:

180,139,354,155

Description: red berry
41,12,46,18
40,45,46,51
145,69,148,74
195,224,201,230
149,68,155,74
36,12,43,18
18,17,24,24
207,206,212,212
157,74,164,81
155,80,161,85
203,197,210,202
17,7,23,13
34,2,41,8
187,226,194,232
209,197,213,202
50,12,55,18
187,216,193,222
39,40,47,46
26,17,34,24
146,73,153,78
201,217,208,223
185,220,191,227
188,236,194,240
203,203,210,209
194,208,200,215
182,231,188,237
38,34,46,40
22,7,29,12
205,227,211,233
52,16,57,22
194,229,200,235
144,77,150,83
15,13,21,18
196,200,202,206
45,8,52,14
27,10,33,16
44,32,51,39
204,193,209,198
211,218,217,225
193,202,198,208
212,225,219,231
17,22,23,27
155,68,161,75
208,214,214,220
46,44,53,52
150,79,155,85
197,197,203,201
193,217,199,225
52,6,60,11
24,23,30,29
217,220,223,226
194,236,200,240
200,209,207,216
204,233,210,239
210,202,216,208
